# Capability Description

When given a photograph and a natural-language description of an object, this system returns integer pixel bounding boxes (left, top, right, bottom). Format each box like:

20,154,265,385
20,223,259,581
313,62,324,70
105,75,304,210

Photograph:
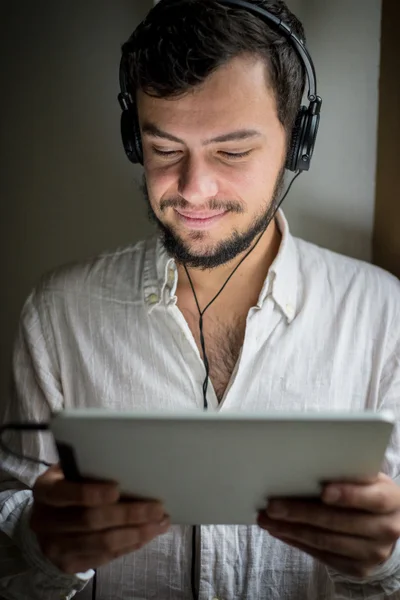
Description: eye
151,148,253,160
219,150,253,159
152,148,180,157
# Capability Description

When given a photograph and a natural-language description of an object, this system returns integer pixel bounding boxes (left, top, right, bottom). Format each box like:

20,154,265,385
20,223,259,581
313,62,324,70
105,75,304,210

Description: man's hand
258,473,400,578
30,465,170,575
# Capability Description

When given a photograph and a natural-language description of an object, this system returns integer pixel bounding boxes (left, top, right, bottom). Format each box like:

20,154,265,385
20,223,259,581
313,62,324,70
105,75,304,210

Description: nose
177,155,219,205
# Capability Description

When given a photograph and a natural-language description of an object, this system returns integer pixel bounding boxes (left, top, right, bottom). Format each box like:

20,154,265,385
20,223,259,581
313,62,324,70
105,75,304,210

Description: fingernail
149,504,165,521
324,486,341,504
158,516,170,528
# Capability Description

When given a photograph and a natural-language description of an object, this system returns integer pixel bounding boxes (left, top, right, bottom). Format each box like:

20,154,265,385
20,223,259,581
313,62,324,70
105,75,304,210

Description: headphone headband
118,0,322,171
219,0,318,100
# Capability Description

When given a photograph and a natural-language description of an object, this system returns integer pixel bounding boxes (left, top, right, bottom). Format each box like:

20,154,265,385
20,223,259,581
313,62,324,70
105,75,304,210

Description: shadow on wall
0,0,154,401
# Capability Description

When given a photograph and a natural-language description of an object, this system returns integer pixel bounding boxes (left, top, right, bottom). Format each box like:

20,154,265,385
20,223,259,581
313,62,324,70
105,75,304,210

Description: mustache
159,197,245,214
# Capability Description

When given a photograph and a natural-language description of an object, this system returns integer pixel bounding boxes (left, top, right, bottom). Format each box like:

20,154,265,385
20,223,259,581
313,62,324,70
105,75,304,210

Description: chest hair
183,309,247,402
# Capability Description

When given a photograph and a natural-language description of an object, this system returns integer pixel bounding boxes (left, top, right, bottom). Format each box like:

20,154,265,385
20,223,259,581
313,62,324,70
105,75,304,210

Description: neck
176,219,281,305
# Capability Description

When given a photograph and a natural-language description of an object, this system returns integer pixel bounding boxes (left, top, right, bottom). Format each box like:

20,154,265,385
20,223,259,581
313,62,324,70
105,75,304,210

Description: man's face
137,54,287,268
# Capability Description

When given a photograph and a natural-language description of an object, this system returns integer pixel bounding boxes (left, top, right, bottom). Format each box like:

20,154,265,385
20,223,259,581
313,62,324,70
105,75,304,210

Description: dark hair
122,0,306,141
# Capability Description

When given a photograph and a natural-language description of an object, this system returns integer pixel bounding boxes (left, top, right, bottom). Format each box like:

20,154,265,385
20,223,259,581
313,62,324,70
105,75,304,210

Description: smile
174,209,228,231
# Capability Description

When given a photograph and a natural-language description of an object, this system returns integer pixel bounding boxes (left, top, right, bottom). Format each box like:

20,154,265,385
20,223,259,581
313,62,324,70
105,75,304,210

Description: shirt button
285,303,295,317
146,293,159,304
168,268,175,285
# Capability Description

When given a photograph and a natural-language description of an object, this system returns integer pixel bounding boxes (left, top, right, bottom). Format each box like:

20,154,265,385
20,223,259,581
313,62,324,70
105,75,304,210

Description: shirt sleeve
328,313,400,598
0,288,93,599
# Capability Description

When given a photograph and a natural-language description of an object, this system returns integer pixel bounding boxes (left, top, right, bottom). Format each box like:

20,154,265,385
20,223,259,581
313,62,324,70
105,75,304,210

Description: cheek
145,166,177,201
231,162,278,205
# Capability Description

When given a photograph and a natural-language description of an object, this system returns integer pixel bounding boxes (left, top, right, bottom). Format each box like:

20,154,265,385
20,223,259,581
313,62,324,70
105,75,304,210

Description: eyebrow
141,122,262,145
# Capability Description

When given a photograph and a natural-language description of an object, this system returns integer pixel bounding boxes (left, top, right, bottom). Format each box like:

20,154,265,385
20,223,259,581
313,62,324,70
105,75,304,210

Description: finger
35,464,64,483
265,500,400,542
33,475,120,508
31,501,166,534
258,515,393,564
322,473,400,514
41,519,170,566
54,531,167,575
272,535,377,579
55,549,139,575
323,475,379,485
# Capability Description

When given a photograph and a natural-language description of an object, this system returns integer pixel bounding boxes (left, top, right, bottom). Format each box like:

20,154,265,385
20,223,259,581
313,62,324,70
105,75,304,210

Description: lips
174,209,228,231
175,209,226,220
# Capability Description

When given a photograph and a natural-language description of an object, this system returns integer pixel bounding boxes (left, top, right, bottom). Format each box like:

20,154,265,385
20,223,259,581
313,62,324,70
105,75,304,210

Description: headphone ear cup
285,106,307,172
132,110,143,165
120,109,143,165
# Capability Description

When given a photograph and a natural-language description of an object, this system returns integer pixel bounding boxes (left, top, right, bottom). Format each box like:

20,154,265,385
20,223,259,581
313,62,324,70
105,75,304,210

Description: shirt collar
143,209,299,323
258,209,299,323
142,236,177,312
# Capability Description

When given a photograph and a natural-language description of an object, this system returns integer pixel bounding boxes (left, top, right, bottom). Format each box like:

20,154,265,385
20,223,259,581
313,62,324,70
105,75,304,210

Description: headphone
118,0,322,172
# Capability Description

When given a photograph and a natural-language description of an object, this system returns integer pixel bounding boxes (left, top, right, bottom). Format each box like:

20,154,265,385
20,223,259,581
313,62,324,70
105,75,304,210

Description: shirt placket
167,302,219,410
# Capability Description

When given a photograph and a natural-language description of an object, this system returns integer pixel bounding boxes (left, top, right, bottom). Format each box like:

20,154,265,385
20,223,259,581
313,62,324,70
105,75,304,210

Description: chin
179,238,220,257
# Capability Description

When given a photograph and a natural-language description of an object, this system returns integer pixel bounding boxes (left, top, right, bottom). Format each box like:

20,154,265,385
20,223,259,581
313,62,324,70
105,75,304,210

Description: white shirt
1,210,400,600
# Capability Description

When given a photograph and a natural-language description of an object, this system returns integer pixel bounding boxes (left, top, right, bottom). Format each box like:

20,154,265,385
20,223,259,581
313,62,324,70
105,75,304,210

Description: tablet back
50,410,394,525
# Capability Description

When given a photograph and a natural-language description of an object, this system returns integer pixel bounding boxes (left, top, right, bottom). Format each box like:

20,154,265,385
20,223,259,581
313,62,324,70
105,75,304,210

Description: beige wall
0,1,384,400
284,0,382,262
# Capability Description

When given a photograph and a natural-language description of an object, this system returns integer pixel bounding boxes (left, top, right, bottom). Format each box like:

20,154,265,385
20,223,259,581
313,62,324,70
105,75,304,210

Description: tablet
50,409,395,525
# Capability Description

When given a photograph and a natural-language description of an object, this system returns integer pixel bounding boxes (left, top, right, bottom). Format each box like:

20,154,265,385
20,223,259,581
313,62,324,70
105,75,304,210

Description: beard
140,168,285,270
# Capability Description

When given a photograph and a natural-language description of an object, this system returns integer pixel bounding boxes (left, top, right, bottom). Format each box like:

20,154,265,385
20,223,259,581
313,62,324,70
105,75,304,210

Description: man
1,0,399,598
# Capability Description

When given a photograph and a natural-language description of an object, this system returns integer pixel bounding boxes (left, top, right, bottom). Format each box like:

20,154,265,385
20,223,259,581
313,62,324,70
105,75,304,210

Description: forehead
136,54,279,137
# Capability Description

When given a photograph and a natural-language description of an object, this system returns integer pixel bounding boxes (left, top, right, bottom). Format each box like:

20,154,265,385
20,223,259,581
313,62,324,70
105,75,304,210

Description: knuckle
381,519,400,540
374,490,391,512
370,546,391,564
